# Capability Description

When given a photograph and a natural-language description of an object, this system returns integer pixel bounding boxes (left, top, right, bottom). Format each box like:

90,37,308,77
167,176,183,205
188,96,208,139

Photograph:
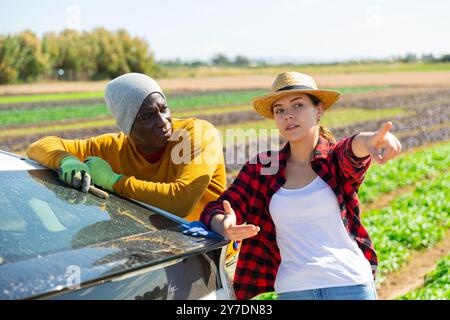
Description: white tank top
269,176,373,294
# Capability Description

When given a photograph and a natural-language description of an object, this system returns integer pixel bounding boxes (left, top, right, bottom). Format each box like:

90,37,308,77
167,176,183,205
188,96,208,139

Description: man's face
129,92,172,153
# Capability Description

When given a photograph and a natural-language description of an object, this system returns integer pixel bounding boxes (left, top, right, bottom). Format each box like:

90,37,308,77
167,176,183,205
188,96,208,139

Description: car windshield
0,169,180,264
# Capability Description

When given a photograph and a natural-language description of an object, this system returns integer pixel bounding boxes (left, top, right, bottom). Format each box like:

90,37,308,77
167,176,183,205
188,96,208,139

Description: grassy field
162,62,450,78
0,85,390,105
0,91,105,104
0,107,409,136
0,119,116,137
0,104,108,126
0,85,394,127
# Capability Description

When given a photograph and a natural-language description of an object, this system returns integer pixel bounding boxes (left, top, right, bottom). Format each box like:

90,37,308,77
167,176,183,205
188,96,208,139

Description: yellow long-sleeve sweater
26,118,226,222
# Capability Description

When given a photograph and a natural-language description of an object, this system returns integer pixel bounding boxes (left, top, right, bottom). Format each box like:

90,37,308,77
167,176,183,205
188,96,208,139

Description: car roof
0,227,227,300
0,150,228,300
0,150,45,171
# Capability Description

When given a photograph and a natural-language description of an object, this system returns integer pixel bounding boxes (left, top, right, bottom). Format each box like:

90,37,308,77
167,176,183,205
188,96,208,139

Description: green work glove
84,156,122,192
59,156,90,190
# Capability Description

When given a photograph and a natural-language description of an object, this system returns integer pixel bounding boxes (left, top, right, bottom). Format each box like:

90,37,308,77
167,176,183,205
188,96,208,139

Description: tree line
159,54,255,67
0,28,161,84
1,29,449,85
160,53,450,68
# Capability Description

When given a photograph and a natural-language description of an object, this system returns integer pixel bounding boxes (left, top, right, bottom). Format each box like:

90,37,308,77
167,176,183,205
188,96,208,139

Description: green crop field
162,62,450,78
0,108,410,142
0,85,400,129
0,91,105,104
365,172,449,281
359,142,450,203
0,75,448,301
0,104,108,126
399,255,450,300
0,85,389,106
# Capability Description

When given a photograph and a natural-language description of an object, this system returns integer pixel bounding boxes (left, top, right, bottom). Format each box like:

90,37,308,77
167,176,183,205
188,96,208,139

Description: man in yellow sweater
27,73,226,222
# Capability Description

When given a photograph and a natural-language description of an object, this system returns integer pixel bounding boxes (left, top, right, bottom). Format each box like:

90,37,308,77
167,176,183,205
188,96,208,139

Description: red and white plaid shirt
200,134,377,300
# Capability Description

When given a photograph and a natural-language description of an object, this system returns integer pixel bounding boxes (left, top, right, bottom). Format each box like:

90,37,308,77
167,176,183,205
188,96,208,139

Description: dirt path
1,71,450,95
377,229,450,300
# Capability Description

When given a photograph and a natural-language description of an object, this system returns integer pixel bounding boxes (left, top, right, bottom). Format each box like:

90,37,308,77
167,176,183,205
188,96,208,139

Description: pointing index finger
377,121,393,138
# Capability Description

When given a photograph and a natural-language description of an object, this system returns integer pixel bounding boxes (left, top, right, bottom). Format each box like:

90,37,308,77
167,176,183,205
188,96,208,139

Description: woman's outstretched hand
211,200,260,241
367,121,402,164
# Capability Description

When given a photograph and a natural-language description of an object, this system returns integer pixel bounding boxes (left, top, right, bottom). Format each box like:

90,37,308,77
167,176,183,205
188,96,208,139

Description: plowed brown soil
1,71,450,95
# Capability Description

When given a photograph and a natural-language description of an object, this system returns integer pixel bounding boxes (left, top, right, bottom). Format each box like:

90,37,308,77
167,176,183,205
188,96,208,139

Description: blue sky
1,0,449,62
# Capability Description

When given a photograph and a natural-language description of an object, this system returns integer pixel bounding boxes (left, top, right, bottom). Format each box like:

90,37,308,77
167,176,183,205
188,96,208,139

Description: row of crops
399,255,450,300
1,86,449,158
0,85,391,106
361,142,449,298
0,85,417,155
0,84,448,300
0,86,392,126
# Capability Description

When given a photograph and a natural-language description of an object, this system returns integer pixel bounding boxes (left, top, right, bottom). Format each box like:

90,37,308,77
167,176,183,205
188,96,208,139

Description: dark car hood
0,227,228,300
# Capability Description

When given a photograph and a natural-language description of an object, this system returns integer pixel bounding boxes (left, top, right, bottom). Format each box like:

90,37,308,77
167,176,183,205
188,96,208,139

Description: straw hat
252,71,341,119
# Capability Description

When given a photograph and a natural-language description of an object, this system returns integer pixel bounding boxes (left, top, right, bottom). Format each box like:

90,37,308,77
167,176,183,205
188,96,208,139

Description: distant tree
398,53,418,63
0,31,47,84
211,53,230,66
164,58,183,66
253,59,268,67
42,32,62,79
234,55,250,66
0,34,19,84
41,28,161,81
188,60,204,67
118,29,161,77
90,28,161,80
89,27,122,80
43,30,96,81
158,58,207,67
440,54,450,62
16,31,48,82
420,53,436,62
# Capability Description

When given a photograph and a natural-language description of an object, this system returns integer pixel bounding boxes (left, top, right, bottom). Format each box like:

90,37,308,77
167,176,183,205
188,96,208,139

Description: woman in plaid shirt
200,72,402,300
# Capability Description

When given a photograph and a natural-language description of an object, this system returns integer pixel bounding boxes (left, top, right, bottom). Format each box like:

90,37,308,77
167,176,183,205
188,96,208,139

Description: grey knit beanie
105,73,166,135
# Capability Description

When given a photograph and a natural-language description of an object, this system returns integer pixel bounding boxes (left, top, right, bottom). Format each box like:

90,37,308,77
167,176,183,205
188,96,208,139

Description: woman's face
272,93,324,143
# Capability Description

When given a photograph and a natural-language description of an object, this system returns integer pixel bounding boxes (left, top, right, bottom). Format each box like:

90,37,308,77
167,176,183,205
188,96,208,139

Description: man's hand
59,156,90,191
53,185,105,207
366,121,402,164
212,200,260,241
84,156,122,192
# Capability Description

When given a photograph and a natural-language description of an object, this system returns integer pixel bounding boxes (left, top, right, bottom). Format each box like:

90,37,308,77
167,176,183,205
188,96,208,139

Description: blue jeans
277,282,377,300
